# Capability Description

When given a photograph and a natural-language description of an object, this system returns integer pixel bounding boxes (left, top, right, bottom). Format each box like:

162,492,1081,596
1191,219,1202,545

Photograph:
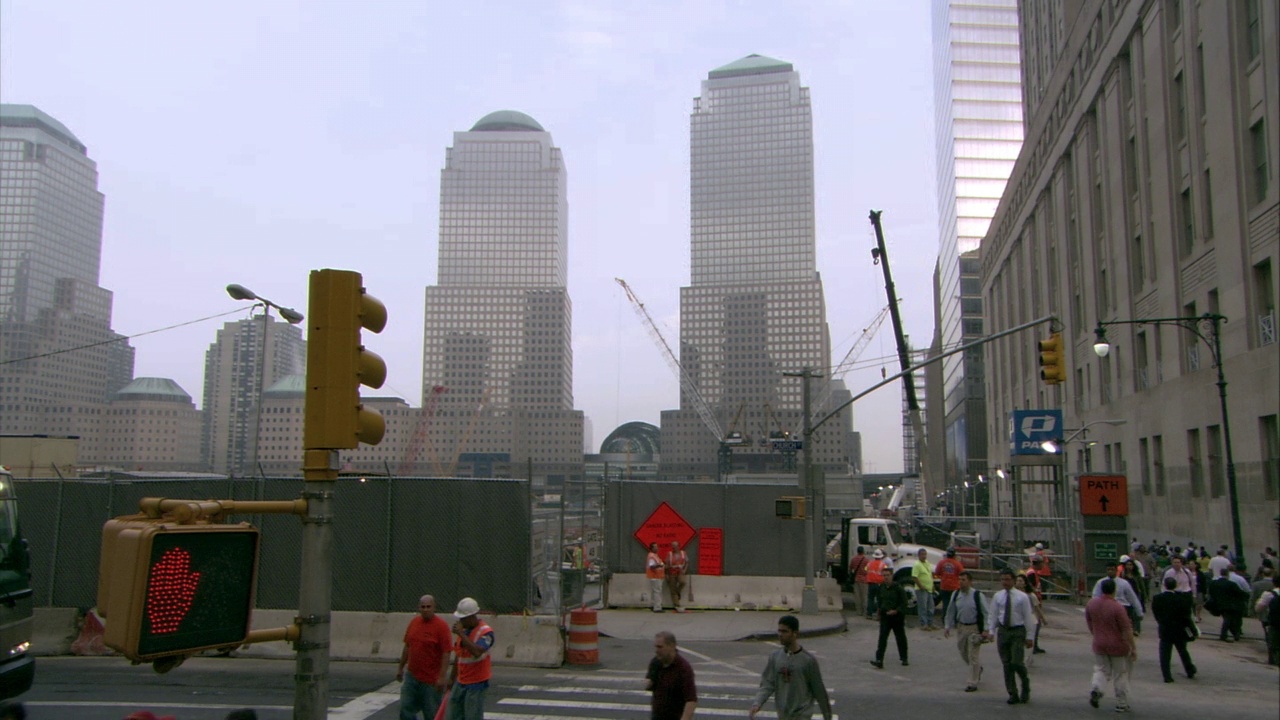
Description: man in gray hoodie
749,615,833,720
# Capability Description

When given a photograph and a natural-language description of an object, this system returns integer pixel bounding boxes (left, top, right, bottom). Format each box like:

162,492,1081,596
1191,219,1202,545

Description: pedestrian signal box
98,519,260,661
775,496,806,520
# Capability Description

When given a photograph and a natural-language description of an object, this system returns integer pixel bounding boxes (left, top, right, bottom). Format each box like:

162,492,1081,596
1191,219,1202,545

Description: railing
1260,312,1276,346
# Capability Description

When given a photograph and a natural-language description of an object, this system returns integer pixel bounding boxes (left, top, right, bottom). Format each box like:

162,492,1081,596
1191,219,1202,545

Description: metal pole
296,449,337,720
799,368,818,613
1210,318,1246,570
252,306,272,476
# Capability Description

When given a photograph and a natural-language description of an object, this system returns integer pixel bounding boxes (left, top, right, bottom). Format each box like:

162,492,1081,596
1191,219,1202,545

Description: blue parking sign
1010,409,1063,455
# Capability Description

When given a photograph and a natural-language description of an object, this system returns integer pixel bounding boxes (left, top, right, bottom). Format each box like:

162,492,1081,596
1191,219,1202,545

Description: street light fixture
1092,313,1244,570
1039,419,1128,454
226,283,304,476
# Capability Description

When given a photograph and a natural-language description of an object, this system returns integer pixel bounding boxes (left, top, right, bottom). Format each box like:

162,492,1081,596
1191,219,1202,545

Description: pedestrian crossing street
488,667,840,719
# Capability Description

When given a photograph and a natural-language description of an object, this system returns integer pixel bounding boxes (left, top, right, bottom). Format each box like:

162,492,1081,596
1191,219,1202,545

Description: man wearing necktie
992,568,1034,704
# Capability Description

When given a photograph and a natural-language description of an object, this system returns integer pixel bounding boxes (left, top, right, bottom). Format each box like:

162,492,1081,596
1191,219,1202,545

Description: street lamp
226,284,304,476
1092,313,1244,570
1039,419,1128,454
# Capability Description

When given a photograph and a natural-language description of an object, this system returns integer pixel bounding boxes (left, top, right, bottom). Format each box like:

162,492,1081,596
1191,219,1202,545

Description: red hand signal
145,547,201,634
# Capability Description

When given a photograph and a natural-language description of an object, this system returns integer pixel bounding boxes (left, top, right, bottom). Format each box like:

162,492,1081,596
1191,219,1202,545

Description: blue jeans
916,589,934,627
400,673,443,720
446,681,489,720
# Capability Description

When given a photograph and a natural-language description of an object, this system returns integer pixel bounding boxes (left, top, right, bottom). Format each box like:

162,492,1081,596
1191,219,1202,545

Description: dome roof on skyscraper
110,377,192,403
470,110,545,132
709,54,793,79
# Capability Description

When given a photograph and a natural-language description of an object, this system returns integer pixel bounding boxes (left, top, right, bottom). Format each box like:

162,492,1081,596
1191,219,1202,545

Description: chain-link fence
16,475,536,616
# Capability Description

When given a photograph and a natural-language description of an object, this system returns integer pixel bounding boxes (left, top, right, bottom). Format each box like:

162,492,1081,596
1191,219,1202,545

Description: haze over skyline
0,0,942,474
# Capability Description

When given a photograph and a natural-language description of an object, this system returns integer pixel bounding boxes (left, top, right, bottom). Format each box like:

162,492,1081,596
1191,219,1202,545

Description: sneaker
964,685,978,692
1115,706,1131,714
1164,677,1174,683
870,660,884,669
901,660,909,666
1089,690,1102,708
1007,696,1020,705
1032,647,1046,654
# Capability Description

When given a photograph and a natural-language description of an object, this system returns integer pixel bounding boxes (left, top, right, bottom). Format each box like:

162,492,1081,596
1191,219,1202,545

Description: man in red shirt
849,546,871,618
397,594,453,720
934,548,964,620
646,631,698,720
1086,579,1137,713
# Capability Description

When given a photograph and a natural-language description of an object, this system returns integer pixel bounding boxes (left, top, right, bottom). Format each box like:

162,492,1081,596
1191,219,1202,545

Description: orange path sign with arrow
1079,474,1129,516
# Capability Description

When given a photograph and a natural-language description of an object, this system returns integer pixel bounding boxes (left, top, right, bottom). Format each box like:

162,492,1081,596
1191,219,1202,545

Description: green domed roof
471,110,545,132
111,377,192,402
708,54,793,79
264,374,306,397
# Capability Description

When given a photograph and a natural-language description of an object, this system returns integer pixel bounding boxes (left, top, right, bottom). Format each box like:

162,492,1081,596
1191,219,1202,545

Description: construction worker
666,541,690,613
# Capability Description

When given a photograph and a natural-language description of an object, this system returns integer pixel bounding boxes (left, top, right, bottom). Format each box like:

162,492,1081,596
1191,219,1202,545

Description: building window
1154,434,1166,496
1178,189,1195,257
1173,72,1188,145
1140,437,1151,495
1130,233,1145,290
1188,428,1204,497
1251,120,1270,204
1255,259,1276,346
1262,414,1279,502
1184,301,1200,371
1246,0,1263,62
1207,424,1225,498
1202,169,1214,239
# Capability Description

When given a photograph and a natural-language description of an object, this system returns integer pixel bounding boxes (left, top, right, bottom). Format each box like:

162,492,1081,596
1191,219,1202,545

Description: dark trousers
867,584,882,617
997,626,1029,699
876,613,908,662
1219,611,1243,640
1157,635,1196,680
938,589,957,619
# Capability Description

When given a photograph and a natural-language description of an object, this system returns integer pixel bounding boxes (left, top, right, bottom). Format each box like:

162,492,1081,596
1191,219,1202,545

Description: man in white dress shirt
991,568,1035,705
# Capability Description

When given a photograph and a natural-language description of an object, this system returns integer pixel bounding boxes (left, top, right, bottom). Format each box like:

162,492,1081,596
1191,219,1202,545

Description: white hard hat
454,597,480,619
872,549,885,558
1119,554,1132,563
1034,542,1044,550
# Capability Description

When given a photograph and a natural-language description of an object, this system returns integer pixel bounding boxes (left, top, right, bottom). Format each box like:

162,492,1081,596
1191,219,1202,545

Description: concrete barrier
32,607,79,656
239,610,564,668
606,574,842,611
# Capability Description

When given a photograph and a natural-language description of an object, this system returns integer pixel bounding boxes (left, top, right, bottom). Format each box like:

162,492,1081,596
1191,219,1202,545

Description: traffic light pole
296,449,338,720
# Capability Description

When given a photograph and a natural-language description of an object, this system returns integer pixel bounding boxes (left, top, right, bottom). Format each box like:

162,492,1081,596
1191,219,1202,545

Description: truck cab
0,469,33,700
829,516,947,584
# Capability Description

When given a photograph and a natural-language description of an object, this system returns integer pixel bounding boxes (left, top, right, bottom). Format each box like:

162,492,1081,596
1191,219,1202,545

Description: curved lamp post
1092,313,1243,571
226,284,304,476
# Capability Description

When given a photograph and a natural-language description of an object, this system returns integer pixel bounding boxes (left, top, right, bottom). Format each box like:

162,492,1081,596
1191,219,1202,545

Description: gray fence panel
332,478,393,613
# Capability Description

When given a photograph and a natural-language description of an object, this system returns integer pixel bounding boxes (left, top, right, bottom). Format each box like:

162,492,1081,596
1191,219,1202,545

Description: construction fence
15,475,539,617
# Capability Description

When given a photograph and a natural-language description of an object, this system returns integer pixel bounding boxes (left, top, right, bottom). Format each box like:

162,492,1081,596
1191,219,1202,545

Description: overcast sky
1,0,942,474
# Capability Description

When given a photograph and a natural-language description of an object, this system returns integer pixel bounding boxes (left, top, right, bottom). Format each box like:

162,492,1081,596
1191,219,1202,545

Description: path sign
1079,474,1128,517
634,501,696,550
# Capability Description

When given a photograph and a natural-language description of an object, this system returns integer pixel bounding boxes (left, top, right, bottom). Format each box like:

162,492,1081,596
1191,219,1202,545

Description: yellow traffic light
304,269,388,450
1038,332,1066,385
98,519,260,662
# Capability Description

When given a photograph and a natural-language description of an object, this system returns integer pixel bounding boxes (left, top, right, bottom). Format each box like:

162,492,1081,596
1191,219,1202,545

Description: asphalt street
14,601,1280,719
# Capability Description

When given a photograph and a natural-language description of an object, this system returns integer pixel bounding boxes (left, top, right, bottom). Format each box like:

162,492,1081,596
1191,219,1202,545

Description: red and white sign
633,501,696,550
697,527,723,576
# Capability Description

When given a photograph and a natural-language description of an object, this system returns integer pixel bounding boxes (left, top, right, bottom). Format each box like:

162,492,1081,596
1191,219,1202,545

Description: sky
0,0,942,474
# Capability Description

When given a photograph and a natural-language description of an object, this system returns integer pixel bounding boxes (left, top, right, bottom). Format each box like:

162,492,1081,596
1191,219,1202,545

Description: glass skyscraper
931,1,1023,486
660,56,852,479
0,104,134,456
422,111,583,484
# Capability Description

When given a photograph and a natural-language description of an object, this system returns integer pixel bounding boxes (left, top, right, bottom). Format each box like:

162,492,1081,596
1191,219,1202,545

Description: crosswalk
490,667,840,719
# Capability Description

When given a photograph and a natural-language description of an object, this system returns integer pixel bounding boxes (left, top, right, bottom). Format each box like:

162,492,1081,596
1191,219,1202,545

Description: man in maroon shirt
646,631,697,720
396,594,453,720
1085,579,1138,713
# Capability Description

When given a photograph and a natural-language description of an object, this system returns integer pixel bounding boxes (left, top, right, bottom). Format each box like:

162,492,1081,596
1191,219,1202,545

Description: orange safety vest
866,559,887,584
646,551,665,579
454,621,494,685
666,550,688,575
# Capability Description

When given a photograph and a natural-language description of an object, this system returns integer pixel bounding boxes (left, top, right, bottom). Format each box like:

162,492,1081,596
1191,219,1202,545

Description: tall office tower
422,111,583,486
201,316,305,475
0,104,134,460
659,56,852,480
983,2,1277,554
930,0,1023,491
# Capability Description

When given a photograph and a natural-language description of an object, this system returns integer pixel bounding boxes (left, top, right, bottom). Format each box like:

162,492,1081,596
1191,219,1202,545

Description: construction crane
811,304,891,420
614,278,724,441
397,385,447,475
436,386,491,477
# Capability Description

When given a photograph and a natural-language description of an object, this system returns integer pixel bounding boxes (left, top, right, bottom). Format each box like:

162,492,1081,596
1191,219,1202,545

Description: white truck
829,516,947,583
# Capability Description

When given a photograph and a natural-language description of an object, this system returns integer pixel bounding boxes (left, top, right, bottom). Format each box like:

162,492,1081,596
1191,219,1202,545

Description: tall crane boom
812,304,891,420
615,278,723,440
398,385,447,475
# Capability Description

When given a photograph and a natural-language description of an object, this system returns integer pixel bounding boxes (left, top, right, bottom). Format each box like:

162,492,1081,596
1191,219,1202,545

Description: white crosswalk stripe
494,665,840,719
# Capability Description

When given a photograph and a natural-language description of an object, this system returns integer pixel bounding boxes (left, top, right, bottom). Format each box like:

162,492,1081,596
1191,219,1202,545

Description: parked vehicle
0,469,33,700
828,516,947,585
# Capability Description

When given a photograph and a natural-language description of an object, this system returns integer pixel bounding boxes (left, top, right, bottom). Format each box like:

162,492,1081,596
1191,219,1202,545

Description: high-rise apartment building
201,316,305,475
422,111,583,486
983,1,1278,554
660,56,852,480
0,104,135,460
930,0,1023,493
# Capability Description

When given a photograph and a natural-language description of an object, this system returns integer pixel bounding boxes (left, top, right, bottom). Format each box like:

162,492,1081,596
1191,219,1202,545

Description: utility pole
784,367,822,614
